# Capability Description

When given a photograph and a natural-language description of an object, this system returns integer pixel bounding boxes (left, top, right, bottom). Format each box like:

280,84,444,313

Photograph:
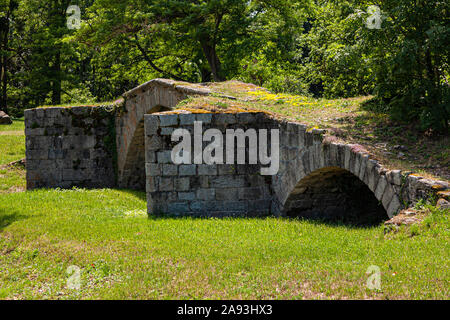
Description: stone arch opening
118,105,173,190
284,166,388,226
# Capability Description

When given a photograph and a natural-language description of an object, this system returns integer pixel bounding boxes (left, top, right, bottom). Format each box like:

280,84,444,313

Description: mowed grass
0,135,25,166
0,118,25,132
0,119,26,193
0,188,449,300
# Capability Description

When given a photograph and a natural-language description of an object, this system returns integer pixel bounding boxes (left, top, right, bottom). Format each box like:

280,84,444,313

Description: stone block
167,202,190,214
198,164,217,176
159,114,178,127
146,163,161,176
214,113,236,125
196,188,216,201
179,114,196,125
381,184,395,209
387,196,401,218
238,187,262,200
160,127,175,136
146,176,158,192
146,135,163,151
215,188,238,201
375,175,388,201
174,177,190,191
196,113,212,124
159,177,174,191
209,176,247,188
179,164,197,176
178,192,196,201
218,165,235,175
387,170,402,186
157,151,172,164
145,115,160,136
236,113,256,124
163,164,178,176
353,153,361,177
358,154,369,181
146,150,157,163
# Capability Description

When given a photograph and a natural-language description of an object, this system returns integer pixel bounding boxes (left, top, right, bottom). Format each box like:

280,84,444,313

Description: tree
0,0,18,113
362,0,450,132
76,0,303,84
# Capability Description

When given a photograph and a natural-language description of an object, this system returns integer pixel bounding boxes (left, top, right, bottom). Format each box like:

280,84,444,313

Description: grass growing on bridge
175,81,449,180
0,187,449,300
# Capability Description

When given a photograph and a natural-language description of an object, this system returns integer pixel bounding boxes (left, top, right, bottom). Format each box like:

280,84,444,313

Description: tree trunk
1,57,7,114
51,50,61,105
0,13,10,114
200,39,223,82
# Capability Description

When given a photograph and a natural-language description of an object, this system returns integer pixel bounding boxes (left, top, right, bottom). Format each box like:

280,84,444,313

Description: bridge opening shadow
121,105,172,191
284,167,388,227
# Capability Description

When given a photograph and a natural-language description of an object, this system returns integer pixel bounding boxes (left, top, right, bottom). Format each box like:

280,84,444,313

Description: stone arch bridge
24,79,449,221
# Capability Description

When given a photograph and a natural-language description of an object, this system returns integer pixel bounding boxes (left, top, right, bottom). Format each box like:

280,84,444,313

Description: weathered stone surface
196,113,212,124
24,106,116,190
198,164,217,176
386,195,401,218
197,188,216,201
179,164,196,176
437,198,450,209
179,113,196,125
215,188,238,201
386,170,402,186
214,113,236,125
174,177,190,191
163,164,178,176
374,175,388,201
159,114,178,127
144,116,160,136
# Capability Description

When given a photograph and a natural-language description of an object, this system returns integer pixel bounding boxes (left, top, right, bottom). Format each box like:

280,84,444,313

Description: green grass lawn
0,135,25,165
0,187,449,300
0,118,25,132
0,119,26,193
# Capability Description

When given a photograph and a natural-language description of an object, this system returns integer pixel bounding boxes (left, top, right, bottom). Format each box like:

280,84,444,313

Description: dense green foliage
0,0,448,131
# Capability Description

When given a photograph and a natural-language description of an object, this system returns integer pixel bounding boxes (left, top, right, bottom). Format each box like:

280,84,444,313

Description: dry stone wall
24,106,116,189
144,111,276,217
145,112,449,219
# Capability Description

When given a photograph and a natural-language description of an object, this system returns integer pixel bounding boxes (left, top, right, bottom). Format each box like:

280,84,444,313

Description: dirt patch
0,158,26,170
0,131,23,136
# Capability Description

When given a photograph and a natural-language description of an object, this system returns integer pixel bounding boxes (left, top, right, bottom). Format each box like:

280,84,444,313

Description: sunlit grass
0,167,25,193
0,135,25,165
0,188,448,299
0,118,25,133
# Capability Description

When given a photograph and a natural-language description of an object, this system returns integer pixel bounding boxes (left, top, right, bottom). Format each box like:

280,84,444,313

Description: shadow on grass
118,189,147,201
102,189,385,229
145,211,385,229
287,216,385,229
0,209,28,232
